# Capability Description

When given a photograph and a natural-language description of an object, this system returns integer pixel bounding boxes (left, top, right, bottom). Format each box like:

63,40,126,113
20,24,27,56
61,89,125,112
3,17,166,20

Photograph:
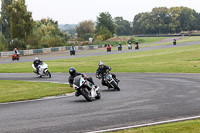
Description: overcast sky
1,0,200,24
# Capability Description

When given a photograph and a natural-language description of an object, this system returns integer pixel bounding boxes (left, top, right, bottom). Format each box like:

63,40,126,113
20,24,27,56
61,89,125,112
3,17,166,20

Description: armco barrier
98,45,104,48
66,46,71,50
59,46,66,51
89,45,94,49
0,44,104,57
43,48,51,53
23,50,33,55
51,47,59,52
78,46,83,50
19,50,24,55
0,51,13,57
33,49,43,54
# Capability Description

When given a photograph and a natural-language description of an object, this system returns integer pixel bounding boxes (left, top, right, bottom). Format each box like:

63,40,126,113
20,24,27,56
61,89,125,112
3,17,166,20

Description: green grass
1,43,200,73
0,80,74,103
142,36,200,48
92,37,166,46
109,119,200,133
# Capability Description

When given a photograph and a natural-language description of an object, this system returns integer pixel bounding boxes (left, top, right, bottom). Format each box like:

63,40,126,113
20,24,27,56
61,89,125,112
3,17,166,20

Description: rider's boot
75,92,80,97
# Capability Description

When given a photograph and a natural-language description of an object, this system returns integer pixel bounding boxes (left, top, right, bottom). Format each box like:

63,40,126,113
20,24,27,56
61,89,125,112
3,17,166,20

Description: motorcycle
32,62,51,78
70,48,75,55
73,76,101,101
97,72,120,91
12,53,19,61
173,40,176,45
135,44,139,50
107,44,111,52
118,44,122,51
128,44,132,50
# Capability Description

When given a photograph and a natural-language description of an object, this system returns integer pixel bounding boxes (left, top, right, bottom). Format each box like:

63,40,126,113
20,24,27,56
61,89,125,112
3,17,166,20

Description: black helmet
69,67,76,76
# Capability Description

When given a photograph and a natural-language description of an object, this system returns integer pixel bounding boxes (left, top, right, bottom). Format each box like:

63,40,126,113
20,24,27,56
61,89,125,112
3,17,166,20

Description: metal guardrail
0,45,105,57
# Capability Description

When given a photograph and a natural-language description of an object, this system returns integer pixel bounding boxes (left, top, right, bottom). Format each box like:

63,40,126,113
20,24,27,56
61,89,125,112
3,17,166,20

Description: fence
0,45,105,57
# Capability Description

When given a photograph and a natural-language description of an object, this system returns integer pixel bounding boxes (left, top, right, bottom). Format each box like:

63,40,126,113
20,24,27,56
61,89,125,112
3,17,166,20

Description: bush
128,37,145,44
0,41,5,51
0,35,8,51
8,39,26,50
41,43,49,48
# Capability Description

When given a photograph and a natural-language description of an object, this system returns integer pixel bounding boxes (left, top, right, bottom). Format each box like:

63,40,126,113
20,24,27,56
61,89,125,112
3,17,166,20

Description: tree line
133,7,200,34
1,0,200,51
0,0,70,51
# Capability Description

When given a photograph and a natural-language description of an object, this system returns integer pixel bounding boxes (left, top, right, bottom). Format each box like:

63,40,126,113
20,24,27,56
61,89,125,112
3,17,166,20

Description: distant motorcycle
32,62,51,78
70,47,75,55
73,75,101,101
173,39,176,45
118,44,122,51
97,72,120,91
12,53,19,61
107,44,111,52
128,44,132,50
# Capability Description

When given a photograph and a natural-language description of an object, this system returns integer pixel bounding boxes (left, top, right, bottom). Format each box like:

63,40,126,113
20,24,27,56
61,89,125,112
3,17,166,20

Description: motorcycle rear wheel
95,91,101,99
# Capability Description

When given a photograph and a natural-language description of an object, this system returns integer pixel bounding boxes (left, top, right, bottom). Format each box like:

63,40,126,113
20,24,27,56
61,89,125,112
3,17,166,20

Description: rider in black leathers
68,67,96,96
96,61,120,87
33,57,43,74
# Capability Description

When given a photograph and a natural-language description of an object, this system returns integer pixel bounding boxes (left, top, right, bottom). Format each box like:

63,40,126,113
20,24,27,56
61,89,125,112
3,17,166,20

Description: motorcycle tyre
95,91,101,99
81,88,93,102
46,70,51,78
111,81,120,91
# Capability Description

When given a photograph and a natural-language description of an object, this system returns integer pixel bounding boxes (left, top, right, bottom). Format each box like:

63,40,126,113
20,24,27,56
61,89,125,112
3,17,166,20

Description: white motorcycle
73,76,101,101
32,62,51,78
128,44,132,50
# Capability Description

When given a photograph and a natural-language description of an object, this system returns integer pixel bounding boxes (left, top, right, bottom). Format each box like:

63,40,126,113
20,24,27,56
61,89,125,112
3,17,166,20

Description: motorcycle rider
96,61,120,87
68,67,97,96
118,43,122,50
173,38,176,45
70,46,75,51
13,48,20,57
33,57,43,74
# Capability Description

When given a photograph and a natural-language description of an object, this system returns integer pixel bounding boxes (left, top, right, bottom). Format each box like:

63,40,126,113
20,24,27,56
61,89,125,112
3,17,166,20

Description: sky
1,0,200,24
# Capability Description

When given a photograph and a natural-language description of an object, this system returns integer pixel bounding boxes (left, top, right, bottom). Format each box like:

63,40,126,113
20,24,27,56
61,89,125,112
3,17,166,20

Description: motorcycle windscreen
73,76,81,86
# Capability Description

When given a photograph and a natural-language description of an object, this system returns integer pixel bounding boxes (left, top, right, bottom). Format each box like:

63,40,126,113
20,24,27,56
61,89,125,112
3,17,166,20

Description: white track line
87,115,200,133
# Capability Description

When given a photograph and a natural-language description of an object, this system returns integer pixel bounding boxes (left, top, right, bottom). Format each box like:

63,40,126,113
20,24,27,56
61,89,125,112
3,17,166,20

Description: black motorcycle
97,72,120,91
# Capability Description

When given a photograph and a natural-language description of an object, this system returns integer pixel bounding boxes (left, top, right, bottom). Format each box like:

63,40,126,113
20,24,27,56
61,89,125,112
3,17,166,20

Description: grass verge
109,119,200,133
0,80,74,103
1,43,200,73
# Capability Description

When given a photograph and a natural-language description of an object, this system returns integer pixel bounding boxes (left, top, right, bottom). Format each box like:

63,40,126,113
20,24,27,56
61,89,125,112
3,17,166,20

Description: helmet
98,61,104,68
69,67,76,76
34,57,40,61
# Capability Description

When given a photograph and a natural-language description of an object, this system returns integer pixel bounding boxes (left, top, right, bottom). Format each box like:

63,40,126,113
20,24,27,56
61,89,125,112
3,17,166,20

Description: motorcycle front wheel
46,70,51,78
111,81,120,91
81,88,93,102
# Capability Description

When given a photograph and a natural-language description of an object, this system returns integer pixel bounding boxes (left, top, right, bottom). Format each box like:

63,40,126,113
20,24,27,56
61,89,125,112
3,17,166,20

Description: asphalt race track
1,41,200,133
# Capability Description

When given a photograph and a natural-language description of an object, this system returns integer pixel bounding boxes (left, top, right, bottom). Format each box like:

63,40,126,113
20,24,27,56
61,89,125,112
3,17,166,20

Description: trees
26,18,70,48
95,12,116,40
0,0,12,39
8,0,33,40
114,17,132,36
132,6,200,35
76,20,94,40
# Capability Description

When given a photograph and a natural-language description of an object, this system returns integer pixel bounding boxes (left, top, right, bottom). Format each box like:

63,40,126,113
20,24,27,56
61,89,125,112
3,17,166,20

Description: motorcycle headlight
106,75,110,79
